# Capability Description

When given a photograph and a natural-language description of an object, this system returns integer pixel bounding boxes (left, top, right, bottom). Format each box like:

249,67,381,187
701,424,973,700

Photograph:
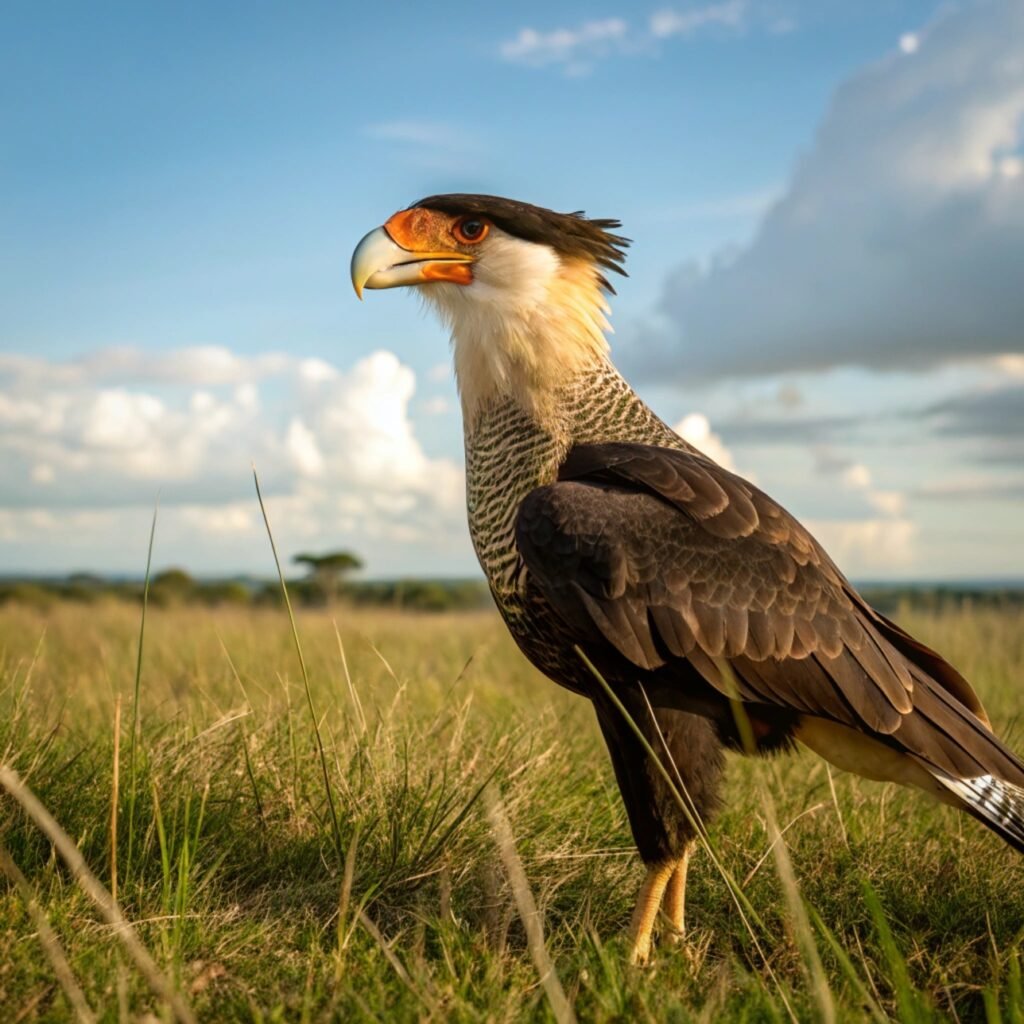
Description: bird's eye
453,217,489,244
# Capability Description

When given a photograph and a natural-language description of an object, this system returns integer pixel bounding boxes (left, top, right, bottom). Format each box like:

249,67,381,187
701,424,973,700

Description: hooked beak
350,223,474,299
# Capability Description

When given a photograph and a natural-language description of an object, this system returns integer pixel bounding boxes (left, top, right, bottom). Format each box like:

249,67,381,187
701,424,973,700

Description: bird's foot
628,933,654,967
627,862,675,967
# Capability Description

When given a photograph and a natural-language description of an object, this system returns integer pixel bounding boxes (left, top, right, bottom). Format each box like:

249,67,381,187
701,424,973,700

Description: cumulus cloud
672,412,737,470
0,346,466,573
805,517,917,571
635,0,1024,381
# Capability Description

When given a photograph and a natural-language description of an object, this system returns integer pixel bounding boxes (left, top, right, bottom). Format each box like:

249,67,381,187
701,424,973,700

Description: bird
351,194,1024,965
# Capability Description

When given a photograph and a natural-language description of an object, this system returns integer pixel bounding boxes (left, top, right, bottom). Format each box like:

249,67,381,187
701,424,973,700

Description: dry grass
1,599,1023,1021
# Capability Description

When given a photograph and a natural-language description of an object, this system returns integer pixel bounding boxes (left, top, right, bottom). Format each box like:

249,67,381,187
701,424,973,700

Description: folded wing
515,442,1024,847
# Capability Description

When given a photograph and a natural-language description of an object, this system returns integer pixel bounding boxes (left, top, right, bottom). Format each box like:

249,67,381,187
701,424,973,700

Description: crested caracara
351,194,1024,965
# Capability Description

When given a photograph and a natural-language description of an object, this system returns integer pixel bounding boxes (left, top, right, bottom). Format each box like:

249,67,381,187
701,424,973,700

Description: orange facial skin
383,208,484,286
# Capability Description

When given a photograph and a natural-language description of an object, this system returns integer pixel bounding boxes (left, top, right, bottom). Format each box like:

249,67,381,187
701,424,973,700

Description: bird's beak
351,211,475,299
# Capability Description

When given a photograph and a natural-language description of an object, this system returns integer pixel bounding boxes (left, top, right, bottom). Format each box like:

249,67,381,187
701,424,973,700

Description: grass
1,598,1023,1022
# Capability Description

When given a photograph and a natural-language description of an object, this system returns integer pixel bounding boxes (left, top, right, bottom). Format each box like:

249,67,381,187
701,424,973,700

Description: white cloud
81,390,165,452
898,32,920,55
500,18,629,72
638,0,1024,381
178,502,257,535
500,2,756,74
650,1,746,39
297,357,338,385
806,518,917,572
285,418,324,477
672,412,737,470
0,346,467,574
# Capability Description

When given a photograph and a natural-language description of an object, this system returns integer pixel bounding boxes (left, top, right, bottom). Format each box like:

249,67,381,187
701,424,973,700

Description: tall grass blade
1008,950,1022,1024
357,907,436,1012
333,619,367,735
862,880,929,1023
485,783,577,1024
806,905,887,1023
110,694,121,903
125,500,158,883
253,466,344,864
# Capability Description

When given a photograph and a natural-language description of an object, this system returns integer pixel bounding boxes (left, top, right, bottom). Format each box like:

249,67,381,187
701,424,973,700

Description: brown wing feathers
516,443,1024,811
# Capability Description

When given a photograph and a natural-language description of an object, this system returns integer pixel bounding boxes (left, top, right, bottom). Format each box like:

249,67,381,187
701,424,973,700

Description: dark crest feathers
413,193,630,287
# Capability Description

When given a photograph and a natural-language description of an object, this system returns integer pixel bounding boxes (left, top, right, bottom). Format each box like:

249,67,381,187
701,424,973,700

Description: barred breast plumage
465,362,691,685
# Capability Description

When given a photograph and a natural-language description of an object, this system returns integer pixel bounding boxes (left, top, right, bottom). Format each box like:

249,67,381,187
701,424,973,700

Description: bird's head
351,194,629,425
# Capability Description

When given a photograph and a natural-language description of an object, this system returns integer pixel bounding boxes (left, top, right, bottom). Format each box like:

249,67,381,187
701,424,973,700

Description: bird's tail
892,661,1024,855
932,771,1024,854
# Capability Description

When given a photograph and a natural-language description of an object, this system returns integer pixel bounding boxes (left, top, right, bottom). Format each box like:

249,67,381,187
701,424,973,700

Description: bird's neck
441,259,614,432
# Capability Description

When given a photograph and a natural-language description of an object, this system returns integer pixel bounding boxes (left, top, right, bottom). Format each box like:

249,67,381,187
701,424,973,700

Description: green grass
1,599,1023,1022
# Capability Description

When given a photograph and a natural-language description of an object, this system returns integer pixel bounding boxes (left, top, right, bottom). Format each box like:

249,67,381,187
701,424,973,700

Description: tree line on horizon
0,548,492,613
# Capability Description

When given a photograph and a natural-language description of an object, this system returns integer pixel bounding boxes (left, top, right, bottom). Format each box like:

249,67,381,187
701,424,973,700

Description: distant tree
149,567,196,606
152,568,195,590
292,550,363,604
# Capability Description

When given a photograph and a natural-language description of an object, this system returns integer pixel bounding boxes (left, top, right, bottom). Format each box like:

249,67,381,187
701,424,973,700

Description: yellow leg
661,847,690,938
628,862,675,966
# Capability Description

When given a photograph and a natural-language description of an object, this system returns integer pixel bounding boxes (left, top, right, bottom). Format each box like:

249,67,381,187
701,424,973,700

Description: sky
1,0,1022,581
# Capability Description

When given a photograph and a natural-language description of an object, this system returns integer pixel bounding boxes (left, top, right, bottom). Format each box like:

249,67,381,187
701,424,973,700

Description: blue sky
2,0,1022,580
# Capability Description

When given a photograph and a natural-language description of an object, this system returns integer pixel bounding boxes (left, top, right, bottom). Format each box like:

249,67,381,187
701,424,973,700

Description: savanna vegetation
1,595,1023,1022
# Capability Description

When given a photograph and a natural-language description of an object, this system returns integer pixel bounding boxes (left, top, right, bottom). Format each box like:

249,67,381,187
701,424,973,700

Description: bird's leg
628,861,675,966
661,846,690,940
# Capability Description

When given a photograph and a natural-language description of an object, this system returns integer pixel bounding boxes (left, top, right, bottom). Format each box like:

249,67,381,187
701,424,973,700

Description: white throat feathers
419,230,613,431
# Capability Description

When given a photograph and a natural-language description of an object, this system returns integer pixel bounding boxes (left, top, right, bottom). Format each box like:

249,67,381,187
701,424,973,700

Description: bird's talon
628,940,652,967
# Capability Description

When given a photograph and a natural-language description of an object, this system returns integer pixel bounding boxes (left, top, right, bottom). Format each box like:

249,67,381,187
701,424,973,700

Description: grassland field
1,599,1023,1022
